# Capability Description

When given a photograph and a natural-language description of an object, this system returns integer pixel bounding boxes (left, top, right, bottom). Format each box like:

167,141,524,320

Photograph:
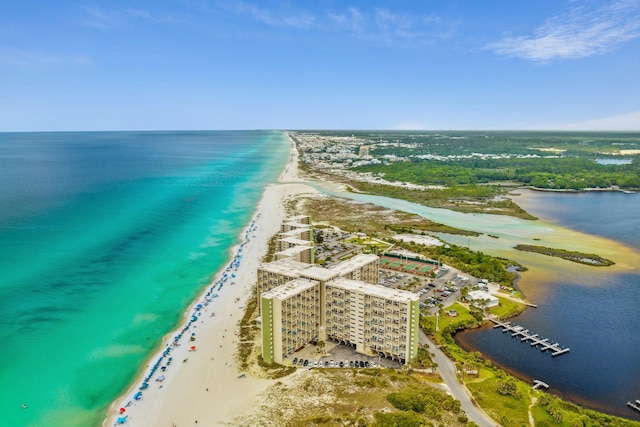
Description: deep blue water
457,190,640,421
0,131,289,427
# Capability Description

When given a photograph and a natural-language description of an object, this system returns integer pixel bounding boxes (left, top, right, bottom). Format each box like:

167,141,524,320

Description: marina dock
490,319,570,357
532,380,549,390
627,400,640,413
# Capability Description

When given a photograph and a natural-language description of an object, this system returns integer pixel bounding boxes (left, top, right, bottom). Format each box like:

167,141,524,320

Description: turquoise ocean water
0,131,289,427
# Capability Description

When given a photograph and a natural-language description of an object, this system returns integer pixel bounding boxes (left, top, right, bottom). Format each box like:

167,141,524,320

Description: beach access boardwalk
490,319,570,357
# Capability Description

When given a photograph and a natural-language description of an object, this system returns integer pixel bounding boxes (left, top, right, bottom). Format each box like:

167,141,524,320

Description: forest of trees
356,156,640,190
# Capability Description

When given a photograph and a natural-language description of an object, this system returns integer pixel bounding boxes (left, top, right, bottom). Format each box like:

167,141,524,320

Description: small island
514,244,615,266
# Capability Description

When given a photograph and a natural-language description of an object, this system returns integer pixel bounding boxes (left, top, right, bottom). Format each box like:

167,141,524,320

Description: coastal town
7,3,640,426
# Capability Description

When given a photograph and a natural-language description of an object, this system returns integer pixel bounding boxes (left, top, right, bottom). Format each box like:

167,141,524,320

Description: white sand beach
104,135,316,426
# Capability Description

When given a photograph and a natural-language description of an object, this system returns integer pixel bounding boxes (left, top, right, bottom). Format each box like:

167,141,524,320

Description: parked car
292,357,298,365
303,359,308,366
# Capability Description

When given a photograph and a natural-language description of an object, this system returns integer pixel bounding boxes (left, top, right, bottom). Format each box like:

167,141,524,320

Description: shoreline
526,185,637,194
103,132,316,426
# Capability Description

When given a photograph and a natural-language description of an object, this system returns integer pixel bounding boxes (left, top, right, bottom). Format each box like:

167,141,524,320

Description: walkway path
418,329,498,427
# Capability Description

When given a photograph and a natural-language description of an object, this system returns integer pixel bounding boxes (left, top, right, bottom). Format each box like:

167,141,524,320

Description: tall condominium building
261,278,320,364
274,215,314,263
257,253,379,304
258,219,418,365
325,277,419,364
256,258,309,308
280,216,312,240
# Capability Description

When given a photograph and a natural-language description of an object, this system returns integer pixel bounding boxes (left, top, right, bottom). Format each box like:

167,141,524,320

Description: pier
490,319,570,357
532,380,549,390
627,400,640,413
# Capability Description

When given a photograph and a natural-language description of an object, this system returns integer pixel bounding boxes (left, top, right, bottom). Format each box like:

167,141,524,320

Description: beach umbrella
119,407,126,414
190,345,196,351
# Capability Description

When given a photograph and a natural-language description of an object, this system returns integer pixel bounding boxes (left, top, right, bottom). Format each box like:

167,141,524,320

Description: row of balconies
286,329,314,336
282,311,318,319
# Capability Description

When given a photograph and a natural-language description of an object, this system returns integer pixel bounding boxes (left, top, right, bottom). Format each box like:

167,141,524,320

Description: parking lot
314,228,360,267
284,341,402,369
377,262,478,314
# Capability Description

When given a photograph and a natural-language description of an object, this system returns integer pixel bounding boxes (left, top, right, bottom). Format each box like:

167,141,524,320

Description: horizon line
2,128,640,133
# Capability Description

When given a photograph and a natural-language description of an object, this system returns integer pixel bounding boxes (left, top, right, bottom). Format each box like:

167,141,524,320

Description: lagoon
317,182,640,421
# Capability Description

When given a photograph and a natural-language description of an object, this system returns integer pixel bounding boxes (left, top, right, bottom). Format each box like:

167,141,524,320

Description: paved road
419,329,498,427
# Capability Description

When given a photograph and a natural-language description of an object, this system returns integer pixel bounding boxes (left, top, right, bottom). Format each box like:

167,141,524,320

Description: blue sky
2,0,640,131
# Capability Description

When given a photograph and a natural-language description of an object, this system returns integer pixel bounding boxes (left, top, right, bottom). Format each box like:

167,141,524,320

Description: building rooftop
258,258,309,276
281,229,309,238
300,266,340,282
262,278,318,300
328,277,419,302
279,236,313,246
330,253,378,275
286,215,310,224
275,245,312,258
282,221,311,229
468,290,498,301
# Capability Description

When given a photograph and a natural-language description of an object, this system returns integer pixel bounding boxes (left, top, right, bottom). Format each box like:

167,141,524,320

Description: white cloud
541,110,640,130
0,48,93,67
328,7,456,47
489,0,640,61
82,7,122,30
328,8,364,33
223,1,316,29
125,9,182,24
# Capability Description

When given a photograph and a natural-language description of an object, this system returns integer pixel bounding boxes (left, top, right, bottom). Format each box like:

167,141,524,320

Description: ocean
0,131,289,427
316,184,640,421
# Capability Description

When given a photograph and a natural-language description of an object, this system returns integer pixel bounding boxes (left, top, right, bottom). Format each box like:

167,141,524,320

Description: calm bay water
0,131,289,427
317,183,640,421
456,190,640,421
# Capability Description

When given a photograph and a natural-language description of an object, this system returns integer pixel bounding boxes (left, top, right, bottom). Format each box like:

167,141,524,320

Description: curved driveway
419,329,498,427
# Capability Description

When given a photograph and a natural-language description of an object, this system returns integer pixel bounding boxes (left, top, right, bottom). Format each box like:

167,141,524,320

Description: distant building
467,290,499,308
358,146,370,157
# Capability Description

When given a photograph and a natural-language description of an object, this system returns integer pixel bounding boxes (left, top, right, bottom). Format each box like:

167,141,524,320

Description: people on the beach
110,211,262,424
